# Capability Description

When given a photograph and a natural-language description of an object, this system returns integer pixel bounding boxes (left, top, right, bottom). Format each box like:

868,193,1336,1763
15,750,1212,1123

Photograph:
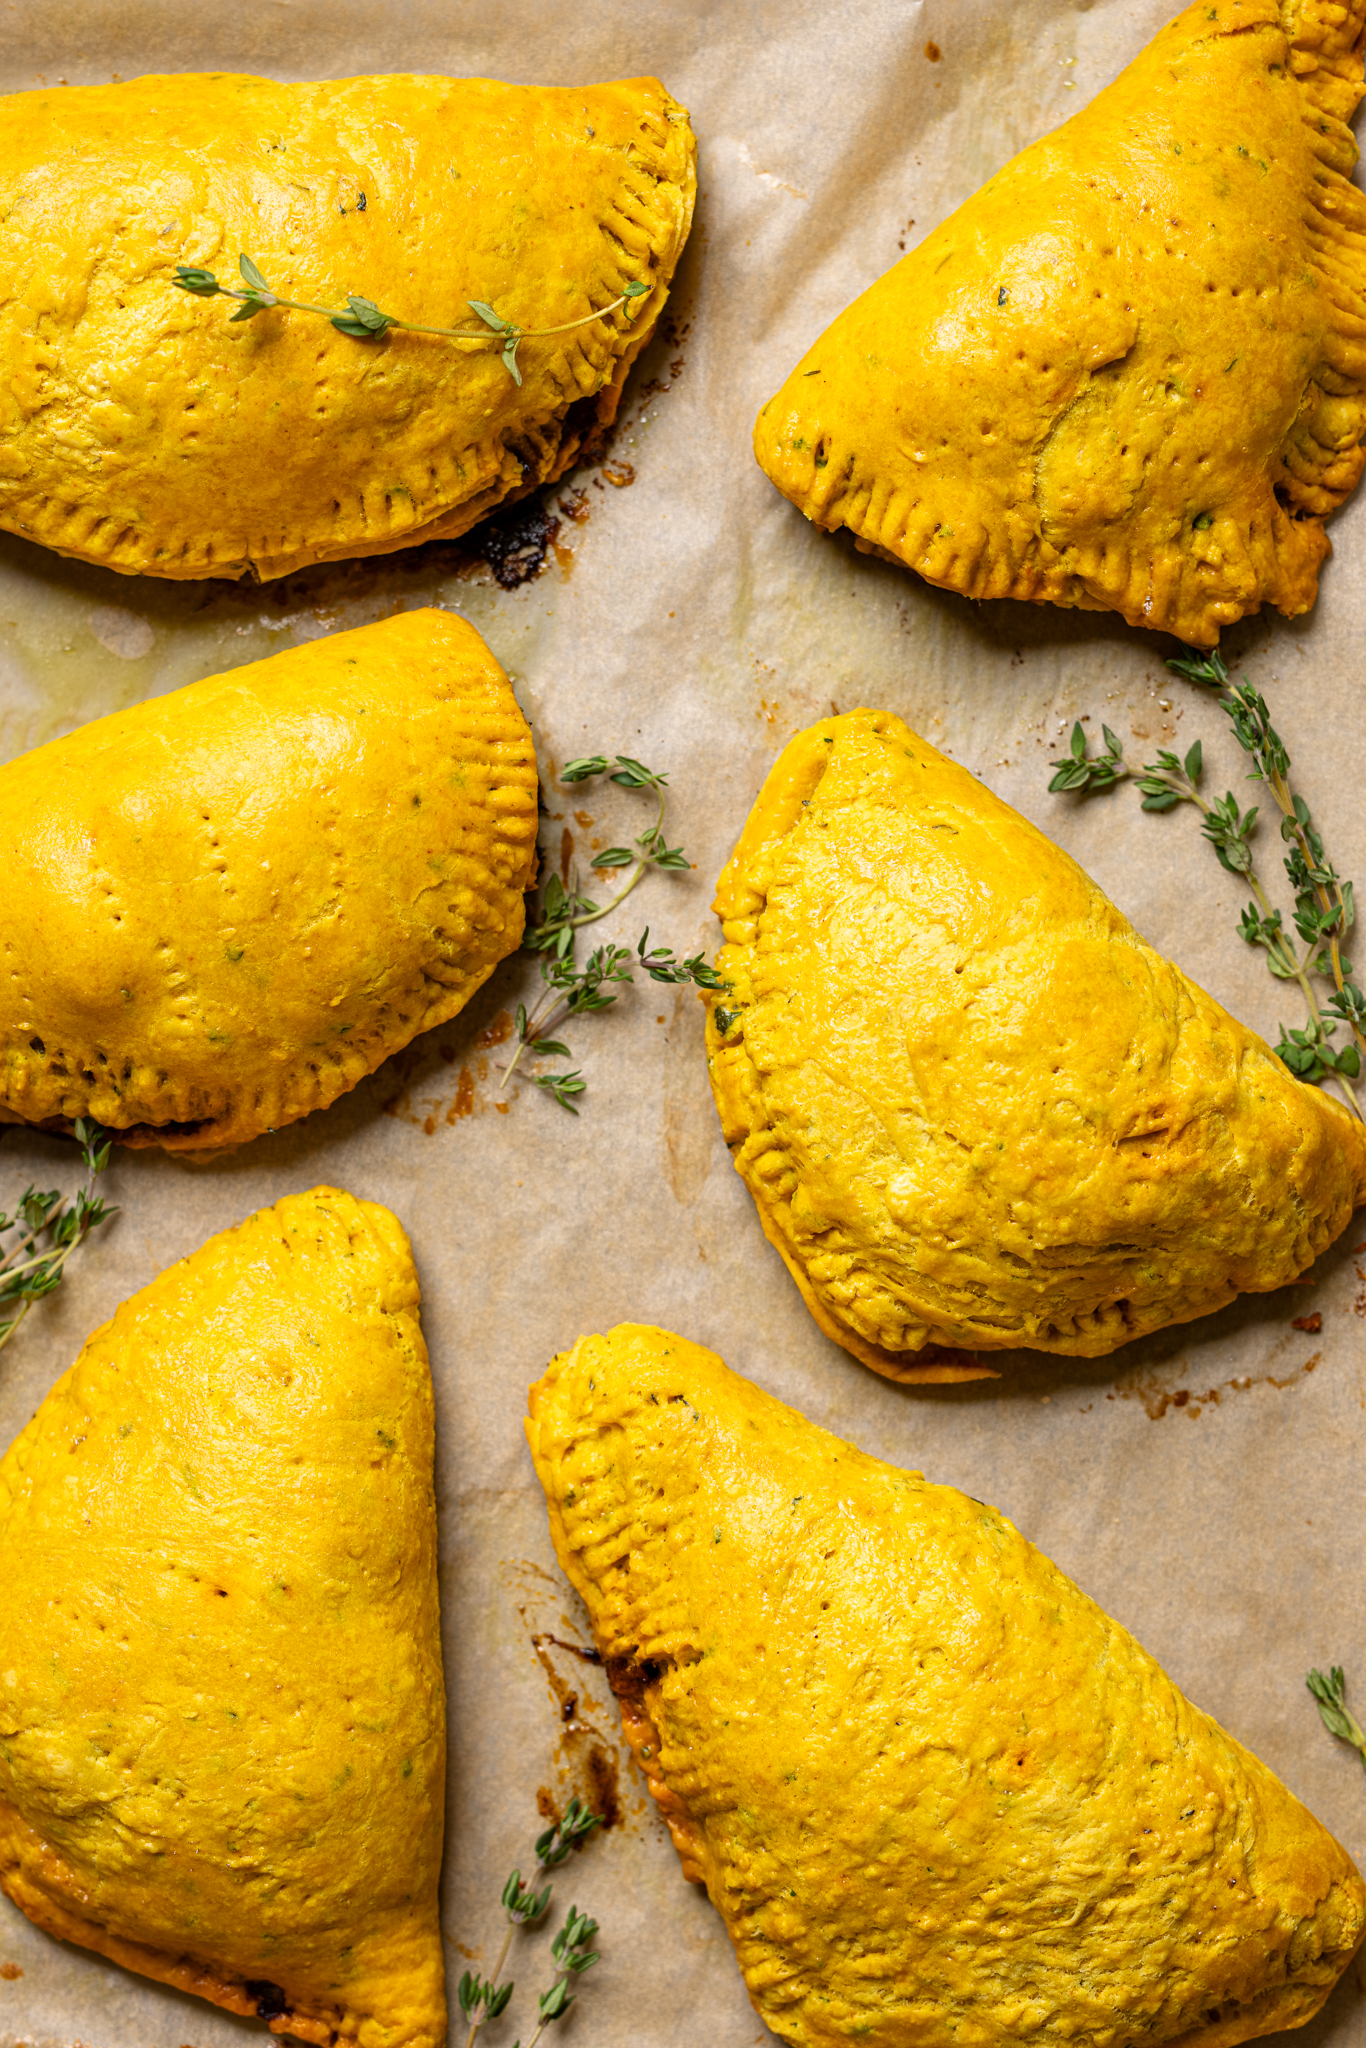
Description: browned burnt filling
603,1655,665,1705
245,1980,289,2020
471,496,563,589
584,1744,622,1832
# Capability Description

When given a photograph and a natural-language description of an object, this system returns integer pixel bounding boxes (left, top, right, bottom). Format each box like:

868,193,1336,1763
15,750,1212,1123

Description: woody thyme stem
1268,758,1366,1073
463,1924,515,2048
559,787,667,936
196,283,645,346
1191,792,1341,1060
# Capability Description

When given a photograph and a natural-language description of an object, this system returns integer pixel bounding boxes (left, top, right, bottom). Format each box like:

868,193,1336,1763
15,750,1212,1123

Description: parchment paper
2,2,1365,2044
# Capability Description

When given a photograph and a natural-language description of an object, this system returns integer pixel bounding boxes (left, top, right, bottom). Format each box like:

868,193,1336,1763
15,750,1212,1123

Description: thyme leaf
1307,1666,1366,1774
1048,721,1126,794
535,1069,587,1113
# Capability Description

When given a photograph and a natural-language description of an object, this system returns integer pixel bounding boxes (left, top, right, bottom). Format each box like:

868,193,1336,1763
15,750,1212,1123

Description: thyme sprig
173,255,648,386
1124,737,1351,1083
515,1905,601,2048
501,756,722,1107
509,930,722,1111
0,1119,116,1354
1048,722,1127,794
531,757,692,953
1048,651,1364,1110
1306,1666,1366,1775
1168,649,1365,1092
458,1798,601,2048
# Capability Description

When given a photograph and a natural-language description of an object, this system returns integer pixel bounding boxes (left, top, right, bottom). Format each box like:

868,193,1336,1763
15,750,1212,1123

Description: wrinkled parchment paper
3,2,1366,2043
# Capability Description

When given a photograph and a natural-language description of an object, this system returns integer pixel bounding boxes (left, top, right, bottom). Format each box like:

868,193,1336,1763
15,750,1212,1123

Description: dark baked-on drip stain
379,1034,492,1129
542,1633,602,1667
245,1980,289,2020
536,1748,622,1834
584,1742,622,1830
531,1635,588,1726
474,1010,514,1050
512,1564,633,1835
470,495,563,589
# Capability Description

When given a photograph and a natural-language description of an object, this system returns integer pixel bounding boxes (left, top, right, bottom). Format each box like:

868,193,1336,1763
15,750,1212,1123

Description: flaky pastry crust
0,1188,447,2048
0,608,537,1149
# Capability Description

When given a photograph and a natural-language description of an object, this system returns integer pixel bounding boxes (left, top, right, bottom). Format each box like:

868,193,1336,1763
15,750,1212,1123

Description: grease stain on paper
378,1015,516,1129
1105,1352,1321,1420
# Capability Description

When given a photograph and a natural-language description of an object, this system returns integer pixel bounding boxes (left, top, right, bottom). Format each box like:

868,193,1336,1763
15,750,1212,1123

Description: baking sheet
3,1,1366,2043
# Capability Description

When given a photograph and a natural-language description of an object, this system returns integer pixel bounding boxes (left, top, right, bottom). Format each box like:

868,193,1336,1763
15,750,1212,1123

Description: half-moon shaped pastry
0,1187,446,2048
528,1322,1366,2048
0,71,695,581
754,0,1366,646
0,608,537,1149
705,709,1366,1373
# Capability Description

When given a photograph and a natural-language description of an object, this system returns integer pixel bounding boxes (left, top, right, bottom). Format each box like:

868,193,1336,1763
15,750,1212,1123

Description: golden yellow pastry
0,1187,446,2048
754,0,1366,646
529,1321,1366,2048
705,709,1366,1375
0,71,694,581
0,608,537,1149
